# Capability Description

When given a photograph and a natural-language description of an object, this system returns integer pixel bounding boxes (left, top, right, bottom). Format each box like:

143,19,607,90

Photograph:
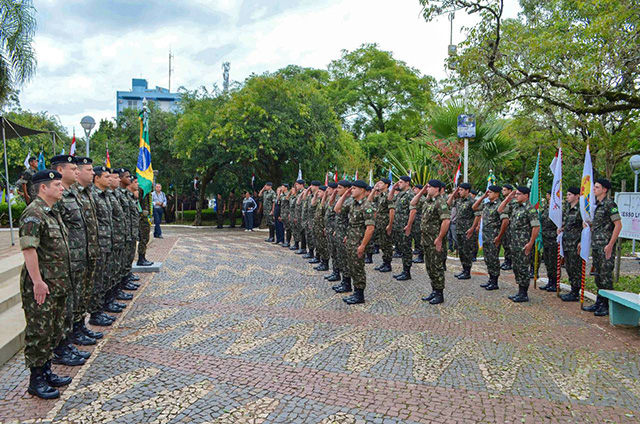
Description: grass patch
560,275,640,294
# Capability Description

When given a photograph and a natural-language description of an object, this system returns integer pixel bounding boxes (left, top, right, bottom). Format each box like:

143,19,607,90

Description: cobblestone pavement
1,227,640,423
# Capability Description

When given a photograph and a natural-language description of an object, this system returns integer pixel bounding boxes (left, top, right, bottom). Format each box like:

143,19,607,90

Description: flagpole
556,143,562,297
580,259,586,309
1,122,15,245
533,148,541,289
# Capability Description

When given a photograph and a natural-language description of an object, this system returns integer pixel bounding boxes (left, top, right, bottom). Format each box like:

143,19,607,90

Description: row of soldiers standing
18,155,154,399
257,175,621,314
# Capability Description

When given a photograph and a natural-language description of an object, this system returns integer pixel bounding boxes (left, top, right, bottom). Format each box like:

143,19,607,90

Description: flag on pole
37,151,45,170
251,173,255,189
136,100,154,197
297,167,302,181
23,151,31,169
354,170,358,180
388,168,393,192
105,148,111,168
368,169,373,187
1,189,6,204
549,148,563,228
579,146,594,261
530,150,543,247
70,129,76,156
334,168,338,183
408,168,413,179
324,172,328,186
453,157,462,187
60,148,65,154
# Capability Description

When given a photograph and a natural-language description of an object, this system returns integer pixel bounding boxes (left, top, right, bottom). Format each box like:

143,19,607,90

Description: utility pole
222,62,230,94
168,47,174,92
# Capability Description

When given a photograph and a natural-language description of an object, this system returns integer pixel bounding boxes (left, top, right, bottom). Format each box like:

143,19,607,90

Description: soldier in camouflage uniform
411,184,424,264
123,174,141,290
469,190,480,261
216,193,225,228
373,178,393,273
363,185,376,264
19,169,72,399
335,180,375,304
583,178,621,316
312,186,330,271
560,186,583,301
227,191,238,228
499,186,540,303
448,183,475,280
105,173,127,313
289,184,301,251
324,182,341,281
279,184,291,247
259,183,277,242
137,186,153,266
332,180,354,293
472,185,509,290
500,184,515,270
114,169,135,303
293,180,307,254
539,190,560,292
304,181,321,262
17,157,38,205
409,180,450,304
51,155,94,365
389,176,413,280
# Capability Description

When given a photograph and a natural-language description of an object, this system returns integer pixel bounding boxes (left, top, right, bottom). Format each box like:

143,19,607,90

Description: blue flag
37,151,45,170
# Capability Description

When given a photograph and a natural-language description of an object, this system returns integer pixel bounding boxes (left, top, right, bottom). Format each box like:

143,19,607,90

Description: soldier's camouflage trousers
336,231,350,278
563,239,581,289
315,225,329,261
593,243,615,290
22,290,66,368
422,234,447,290
81,256,97,319
456,231,475,268
216,211,224,227
110,244,125,290
346,236,366,290
471,231,479,258
502,227,512,262
305,222,315,251
125,241,136,276
229,210,237,228
375,223,393,263
138,215,151,257
90,249,110,313
542,237,558,282
393,229,413,269
412,227,423,254
482,233,501,278
511,239,532,288
63,262,86,336
328,231,339,271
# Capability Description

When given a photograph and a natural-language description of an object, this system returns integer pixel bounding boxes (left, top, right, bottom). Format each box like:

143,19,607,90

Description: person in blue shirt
242,191,258,231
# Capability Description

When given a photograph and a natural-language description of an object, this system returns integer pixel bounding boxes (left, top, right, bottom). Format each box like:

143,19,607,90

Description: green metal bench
599,290,640,326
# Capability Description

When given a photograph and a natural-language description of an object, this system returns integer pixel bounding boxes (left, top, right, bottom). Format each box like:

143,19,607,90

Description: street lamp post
80,116,96,157
629,155,640,255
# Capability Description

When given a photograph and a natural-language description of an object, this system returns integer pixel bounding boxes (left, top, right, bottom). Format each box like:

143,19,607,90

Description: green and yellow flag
136,100,153,196
530,149,543,247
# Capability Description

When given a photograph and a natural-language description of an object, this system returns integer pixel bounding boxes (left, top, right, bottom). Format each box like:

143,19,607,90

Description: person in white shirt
152,184,167,238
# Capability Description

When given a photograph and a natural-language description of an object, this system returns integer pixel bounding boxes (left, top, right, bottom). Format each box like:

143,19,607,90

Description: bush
0,202,27,226
179,208,218,222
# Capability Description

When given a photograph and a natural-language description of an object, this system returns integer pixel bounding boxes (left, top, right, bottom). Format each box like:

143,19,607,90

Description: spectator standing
152,184,167,239
242,191,258,231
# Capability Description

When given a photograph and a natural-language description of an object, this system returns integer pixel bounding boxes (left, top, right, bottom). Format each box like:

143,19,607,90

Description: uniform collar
33,196,54,214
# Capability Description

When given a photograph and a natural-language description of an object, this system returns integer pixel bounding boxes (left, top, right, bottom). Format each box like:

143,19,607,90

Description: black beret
338,180,351,188
380,178,391,185
32,169,62,184
471,189,478,195
311,180,321,186
488,185,502,193
399,176,411,182
503,184,514,190
596,178,612,190
415,184,424,189
283,183,290,189
265,182,273,186
93,166,110,174
328,182,338,189
428,179,445,188
517,185,530,194
116,168,130,176
568,186,580,195
28,157,37,162
319,185,327,191
546,189,552,195
459,182,471,190
352,180,367,189
130,175,138,180
296,179,305,185
50,154,76,165
75,156,93,165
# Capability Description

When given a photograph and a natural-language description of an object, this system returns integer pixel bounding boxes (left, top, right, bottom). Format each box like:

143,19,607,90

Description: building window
127,100,137,108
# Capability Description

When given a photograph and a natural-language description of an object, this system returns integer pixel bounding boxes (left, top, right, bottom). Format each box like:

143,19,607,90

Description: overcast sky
19,0,519,136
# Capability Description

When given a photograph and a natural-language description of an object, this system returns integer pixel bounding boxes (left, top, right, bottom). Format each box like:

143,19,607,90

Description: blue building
116,78,181,117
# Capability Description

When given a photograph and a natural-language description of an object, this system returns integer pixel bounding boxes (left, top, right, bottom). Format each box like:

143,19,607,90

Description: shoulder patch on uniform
366,208,372,213
23,216,41,224
611,207,618,213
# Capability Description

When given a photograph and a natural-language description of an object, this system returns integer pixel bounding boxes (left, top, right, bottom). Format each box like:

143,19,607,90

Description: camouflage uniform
324,197,339,272
477,199,509,278
228,194,238,228
55,186,87,333
216,198,225,228
280,193,291,243
75,183,99,316
417,194,450,290
295,194,307,248
510,202,540,288
501,199,518,265
346,198,375,290
313,199,329,261
305,196,317,252
19,197,71,368
411,198,423,255
138,191,151,257
116,188,132,282
290,192,300,245
374,193,393,264
106,189,125,291
17,167,37,204
335,197,353,278
562,202,583,289
540,200,558,283
91,187,112,311
126,191,140,275
454,196,476,269
591,197,621,290
262,189,277,226
391,189,413,270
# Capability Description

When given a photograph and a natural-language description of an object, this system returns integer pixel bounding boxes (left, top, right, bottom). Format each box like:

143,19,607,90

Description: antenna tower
168,47,174,92
222,62,230,93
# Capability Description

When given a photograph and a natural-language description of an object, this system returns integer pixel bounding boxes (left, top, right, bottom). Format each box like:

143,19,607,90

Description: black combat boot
343,288,365,304
303,248,314,259
283,241,290,248
457,266,471,280
479,276,492,288
395,266,412,281
429,289,444,305
71,322,96,346
265,226,275,242
364,253,373,264
291,242,299,251
52,342,86,366
378,262,392,273
393,248,402,258
327,270,341,282
485,275,499,291
122,281,139,291
511,286,529,303
561,286,580,302
594,299,610,317
333,276,352,293
422,291,436,302
582,295,603,312
27,366,59,399
68,343,91,360
116,289,133,301
137,254,153,266
89,312,113,326
501,259,512,270
374,262,383,271
315,260,329,271
412,252,424,263
127,272,140,281
309,252,321,264
296,248,307,255
80,321,103,340
544,277,558,292
43,360,72,387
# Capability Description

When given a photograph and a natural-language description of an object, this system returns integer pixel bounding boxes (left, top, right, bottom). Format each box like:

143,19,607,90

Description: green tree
0,0,37,106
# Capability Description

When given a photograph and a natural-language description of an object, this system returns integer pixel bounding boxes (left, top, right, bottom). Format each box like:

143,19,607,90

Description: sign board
614,192,640,240
457,114,476,138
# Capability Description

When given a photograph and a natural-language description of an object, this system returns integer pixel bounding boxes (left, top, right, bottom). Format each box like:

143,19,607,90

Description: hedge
0,202,26,226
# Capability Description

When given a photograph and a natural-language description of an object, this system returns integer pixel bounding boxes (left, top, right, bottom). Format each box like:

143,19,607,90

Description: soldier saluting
19,170,73,399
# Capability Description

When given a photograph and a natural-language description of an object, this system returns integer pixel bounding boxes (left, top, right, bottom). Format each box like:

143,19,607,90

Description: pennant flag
297,167,302,181
530,150,543,247
105,148,111,168
453,157,462,187
37,151,45,170
388,168,393,192
354,170,358,180
549,148,563,228
1,189,6,204
408,168,413,179
23,151,31,169
334,168,338,183
325,172,329,186
342,171,347,180
136,101,154,197
70,129,76,156
368,169,373,187
60,148,65,154
251,173,255,189
579,146,594,261
550,149,558,174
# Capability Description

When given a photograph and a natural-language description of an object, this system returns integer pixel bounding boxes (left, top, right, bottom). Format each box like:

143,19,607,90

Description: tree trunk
194,166,217,226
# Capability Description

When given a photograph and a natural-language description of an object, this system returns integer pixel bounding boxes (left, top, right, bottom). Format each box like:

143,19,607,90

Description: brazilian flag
136,102,153,196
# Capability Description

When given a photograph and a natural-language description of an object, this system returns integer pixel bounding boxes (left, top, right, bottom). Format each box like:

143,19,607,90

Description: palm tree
0,0,37,107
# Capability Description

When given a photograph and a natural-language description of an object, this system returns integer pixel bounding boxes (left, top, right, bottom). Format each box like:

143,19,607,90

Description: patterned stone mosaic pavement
1,227,640,423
